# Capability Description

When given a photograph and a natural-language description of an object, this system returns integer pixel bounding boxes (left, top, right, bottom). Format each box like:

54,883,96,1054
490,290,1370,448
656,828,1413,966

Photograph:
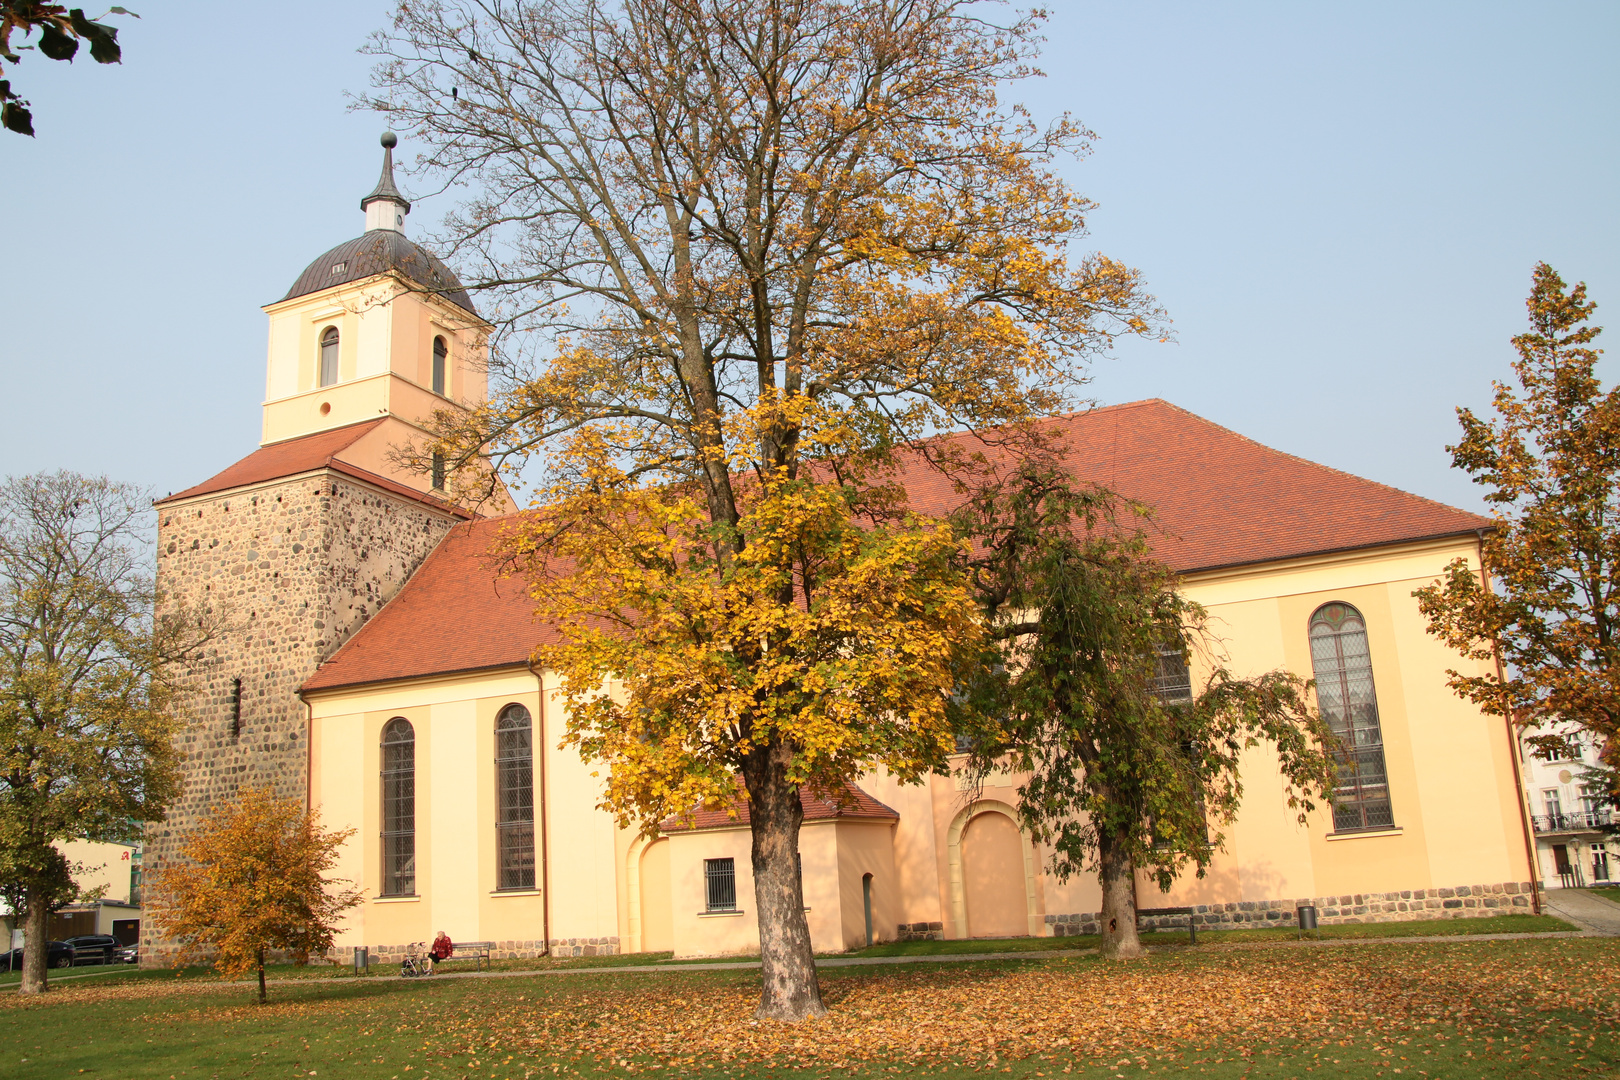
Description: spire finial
361,131,411,232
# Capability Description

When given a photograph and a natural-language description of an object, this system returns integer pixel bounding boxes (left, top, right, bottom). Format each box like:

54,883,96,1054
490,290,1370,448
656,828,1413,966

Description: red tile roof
660,780,900,833
897,399,1491,574
301,517,546,692
300,399,1490,693
156,420,472,519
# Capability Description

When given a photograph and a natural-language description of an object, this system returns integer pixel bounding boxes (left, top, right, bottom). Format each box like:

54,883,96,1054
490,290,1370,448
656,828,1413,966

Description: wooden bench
1137,906,1197,944
442,940,494,971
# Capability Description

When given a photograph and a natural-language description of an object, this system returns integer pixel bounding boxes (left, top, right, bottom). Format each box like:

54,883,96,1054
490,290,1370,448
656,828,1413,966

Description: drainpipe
1478,530,1542,915
529,662,552,957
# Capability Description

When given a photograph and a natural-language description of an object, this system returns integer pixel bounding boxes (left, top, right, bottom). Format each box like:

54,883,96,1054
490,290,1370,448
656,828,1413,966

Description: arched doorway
638,839,673,953
961,811,1029,938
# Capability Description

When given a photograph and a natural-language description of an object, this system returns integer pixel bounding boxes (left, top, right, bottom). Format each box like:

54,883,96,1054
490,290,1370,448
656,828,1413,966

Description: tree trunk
256,948,267,1003
742,737,826,1022
18,894,49,995
1097,829,1143,960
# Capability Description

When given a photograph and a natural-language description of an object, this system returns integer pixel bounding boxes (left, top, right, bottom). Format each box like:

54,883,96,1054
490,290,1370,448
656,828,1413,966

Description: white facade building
1521,725,1616,888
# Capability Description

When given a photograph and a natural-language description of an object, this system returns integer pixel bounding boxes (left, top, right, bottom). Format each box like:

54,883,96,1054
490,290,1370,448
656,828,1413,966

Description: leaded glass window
380,717,416,896
319,326,340,388
1150,644,1193,706
1309,602,1394,831
432,336,447,395
496,703,536,891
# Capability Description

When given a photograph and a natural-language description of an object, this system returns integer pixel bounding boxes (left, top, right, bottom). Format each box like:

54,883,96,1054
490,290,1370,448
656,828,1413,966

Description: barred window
380,717,416,896
1309,602,1395,832
319,326,340,388
432,335,448,395
704,857,737,912
496,703,536,891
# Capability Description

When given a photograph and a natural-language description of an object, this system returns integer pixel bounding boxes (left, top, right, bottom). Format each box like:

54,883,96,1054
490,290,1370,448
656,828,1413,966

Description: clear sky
1,1,1615,514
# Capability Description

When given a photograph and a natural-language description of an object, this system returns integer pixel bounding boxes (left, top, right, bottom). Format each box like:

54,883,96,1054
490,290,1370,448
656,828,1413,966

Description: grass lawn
3,936,1616,1079
1584,886,1620,904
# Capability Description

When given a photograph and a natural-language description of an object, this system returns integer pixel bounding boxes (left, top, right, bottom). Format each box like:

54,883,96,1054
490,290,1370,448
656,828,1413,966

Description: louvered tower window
319,326,340,388
380,717,416,896
496,703,536,890
1308,603,1395,831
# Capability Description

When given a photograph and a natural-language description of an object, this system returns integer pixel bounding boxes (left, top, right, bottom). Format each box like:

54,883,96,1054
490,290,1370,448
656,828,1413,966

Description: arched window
319,326,340,388
432,335,447,395
495,704,536,890
1309,603,1394,831
381,717,416,896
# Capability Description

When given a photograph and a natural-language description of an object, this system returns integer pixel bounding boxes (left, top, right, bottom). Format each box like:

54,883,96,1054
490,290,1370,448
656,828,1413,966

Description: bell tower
142,134,502,965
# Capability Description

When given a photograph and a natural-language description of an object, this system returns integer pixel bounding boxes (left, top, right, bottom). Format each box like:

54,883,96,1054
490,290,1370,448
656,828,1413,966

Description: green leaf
38,23,80,62
108,7,142,15
2,99,35,137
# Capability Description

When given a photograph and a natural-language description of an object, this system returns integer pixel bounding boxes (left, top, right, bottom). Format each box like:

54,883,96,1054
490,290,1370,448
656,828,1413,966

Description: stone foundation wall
898,921,945,941
1046,880,1536,936
322,938,618,968
141,471,458,966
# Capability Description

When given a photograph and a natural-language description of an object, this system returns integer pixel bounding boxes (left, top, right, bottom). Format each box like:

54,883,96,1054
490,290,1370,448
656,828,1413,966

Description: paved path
1541,888,1620,935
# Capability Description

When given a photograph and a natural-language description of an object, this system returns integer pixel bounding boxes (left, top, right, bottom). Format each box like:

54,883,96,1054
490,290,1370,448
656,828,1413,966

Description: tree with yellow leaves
366,0,1164,1019
1416,263,1620,807
148,787,361,1002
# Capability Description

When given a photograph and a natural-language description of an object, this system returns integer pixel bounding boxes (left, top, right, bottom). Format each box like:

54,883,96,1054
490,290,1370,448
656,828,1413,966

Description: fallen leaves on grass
8,941,1619,1072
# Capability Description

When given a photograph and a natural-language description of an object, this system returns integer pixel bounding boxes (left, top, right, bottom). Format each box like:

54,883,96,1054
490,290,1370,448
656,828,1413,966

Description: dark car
116,943,138,964
63,934,121,965
0,940,76,971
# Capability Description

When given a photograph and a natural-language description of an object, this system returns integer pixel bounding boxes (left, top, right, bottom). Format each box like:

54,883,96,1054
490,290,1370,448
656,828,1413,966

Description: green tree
148,787,362,1002
1415,264,1620,805
955,466,1337,959
0,471,202,995
0,4,137,136
368,0,1164,1019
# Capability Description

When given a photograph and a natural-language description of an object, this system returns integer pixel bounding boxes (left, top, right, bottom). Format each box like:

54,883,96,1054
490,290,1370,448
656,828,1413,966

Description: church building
144,137,1541,964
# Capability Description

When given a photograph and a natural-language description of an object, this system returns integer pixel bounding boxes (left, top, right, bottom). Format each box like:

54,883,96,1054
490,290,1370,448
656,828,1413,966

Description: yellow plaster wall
667,826,758,957
859,767,945,928
261,276,489,448
308,668,603,953
833,821,899,949
913,537,1532,933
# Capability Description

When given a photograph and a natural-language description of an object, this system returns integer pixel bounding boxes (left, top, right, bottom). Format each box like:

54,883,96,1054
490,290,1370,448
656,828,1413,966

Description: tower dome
280,132,477,315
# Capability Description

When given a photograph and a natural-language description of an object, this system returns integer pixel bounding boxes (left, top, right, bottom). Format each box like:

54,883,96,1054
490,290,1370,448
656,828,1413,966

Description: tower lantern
361,131,412,234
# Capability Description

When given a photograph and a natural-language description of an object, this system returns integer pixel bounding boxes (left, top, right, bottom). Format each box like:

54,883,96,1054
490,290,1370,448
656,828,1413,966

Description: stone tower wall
141,471,457,962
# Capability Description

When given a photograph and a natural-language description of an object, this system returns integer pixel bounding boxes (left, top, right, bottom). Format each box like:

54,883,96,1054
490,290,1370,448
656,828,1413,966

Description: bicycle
399,943,434,978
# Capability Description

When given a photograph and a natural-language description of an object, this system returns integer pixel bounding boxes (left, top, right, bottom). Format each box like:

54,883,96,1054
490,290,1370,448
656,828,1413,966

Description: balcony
1532,807,1615,834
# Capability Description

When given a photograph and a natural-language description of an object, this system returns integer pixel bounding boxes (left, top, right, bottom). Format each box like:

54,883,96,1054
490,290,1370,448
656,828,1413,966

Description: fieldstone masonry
141,470,459,964
1044,880,1536,936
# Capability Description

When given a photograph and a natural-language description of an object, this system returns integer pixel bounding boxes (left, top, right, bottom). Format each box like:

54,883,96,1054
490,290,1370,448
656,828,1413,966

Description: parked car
63,934,121,965
116,943,138,964
0,941,76,971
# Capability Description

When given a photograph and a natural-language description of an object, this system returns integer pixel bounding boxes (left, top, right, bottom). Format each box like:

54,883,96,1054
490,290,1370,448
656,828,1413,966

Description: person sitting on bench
429,931,454,970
